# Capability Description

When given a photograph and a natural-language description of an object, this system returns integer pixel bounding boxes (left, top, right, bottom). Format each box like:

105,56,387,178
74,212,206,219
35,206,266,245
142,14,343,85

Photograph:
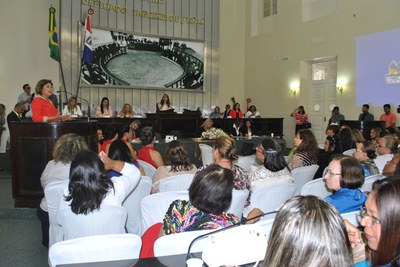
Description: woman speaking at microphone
31,79,71,122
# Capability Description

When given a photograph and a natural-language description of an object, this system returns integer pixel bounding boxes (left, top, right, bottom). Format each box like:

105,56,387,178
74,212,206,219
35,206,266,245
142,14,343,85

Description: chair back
141,191,189,233
158,173,195,192
123,176,152,235
340,210,360,227
300,177,332,199
137,159,157,178
154,229,213,257
44,179,69,247
343,148,356,156
291,165,319,195
374,154,393,173
199,144,214,166
361,174,384,192
48,234,141,267
235,155,256,172
57,205,127,241
250,183,296,220
226,189,249,218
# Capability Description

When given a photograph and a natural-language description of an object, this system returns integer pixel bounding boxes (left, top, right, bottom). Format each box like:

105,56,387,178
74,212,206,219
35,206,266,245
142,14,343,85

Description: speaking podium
9,120,98,207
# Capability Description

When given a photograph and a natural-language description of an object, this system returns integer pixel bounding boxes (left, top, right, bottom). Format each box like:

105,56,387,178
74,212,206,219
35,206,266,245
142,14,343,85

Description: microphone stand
186,210,278,261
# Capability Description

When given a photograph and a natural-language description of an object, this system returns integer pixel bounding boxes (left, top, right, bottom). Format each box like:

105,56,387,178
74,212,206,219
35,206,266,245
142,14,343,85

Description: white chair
291,165,319,195
141,191,189,233
137,159,157,178
57,205,128,241
227,189,249,218
199,143,214,166
300,177,332,199
235,155,257,172
202,224,268,267
374,154,393,173
341,210,360,227
154,229,213,257
44,179,69,247
361,174,384,192
158,173,195,192
343,148,356,156
48,234,141,267
123,176,152,235
250,183,296,220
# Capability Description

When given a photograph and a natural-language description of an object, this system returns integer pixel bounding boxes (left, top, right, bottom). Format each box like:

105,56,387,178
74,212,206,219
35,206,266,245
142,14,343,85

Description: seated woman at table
370,127,382,148
62,96,83,117
152,140,197,193
95,97,113,117
197,136,250,192
262,195,353,267
287,129,319,170
249,137,293,192
137,126,164,169
353,141,380,177
32,79,70,122
209,106,223,119
156,94,173,111
245,98,261,118
228,102,244,118
229,118,243,137
240,119,255,138
37,133,88,247
196,118,214,138
118,103,135,118
107,139,144,177
324,156,366,213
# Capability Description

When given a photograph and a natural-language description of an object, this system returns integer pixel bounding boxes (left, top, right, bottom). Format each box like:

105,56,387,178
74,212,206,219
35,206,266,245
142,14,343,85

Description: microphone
58,91,91,117
186,209,278,261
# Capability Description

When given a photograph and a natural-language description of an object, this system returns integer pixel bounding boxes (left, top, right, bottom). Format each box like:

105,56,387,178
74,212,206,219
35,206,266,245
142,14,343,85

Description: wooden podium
9,120,98,208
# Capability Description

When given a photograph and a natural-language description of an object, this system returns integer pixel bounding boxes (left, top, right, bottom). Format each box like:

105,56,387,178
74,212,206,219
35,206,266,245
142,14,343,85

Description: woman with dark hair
137,126,164,168
345,178,400,266
58,150,140,216
161,164,239,235
209,106,223,119
288,129,319,170
324,156,366,213
240,119,255,138
156,94,173,111
95,97,113,117
249,137,293,192
339,127,355,152
62,96,83,117
382,153,400,177
262,195,353,267
151,140,197,193
290,105,309,133
353,141,380,177
32,79,70,122
107,139,139,178
229,118,243,137
245,105,260,118
37,133,88,247
228,102,243,118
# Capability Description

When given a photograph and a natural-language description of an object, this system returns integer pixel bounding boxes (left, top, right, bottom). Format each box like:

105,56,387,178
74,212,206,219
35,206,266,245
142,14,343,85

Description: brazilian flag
49,7,60,62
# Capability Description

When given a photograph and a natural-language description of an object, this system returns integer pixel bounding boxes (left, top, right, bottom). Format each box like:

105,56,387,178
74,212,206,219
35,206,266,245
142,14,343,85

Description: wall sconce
337,86,344,94
290,88,297,96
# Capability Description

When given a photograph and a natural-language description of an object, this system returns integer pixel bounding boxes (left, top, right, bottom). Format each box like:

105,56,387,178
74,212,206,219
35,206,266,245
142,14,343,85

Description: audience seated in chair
137,126,164,169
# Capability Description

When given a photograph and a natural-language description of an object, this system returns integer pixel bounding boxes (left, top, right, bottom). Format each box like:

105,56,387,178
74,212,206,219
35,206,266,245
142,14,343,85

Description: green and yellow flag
49,6,60,62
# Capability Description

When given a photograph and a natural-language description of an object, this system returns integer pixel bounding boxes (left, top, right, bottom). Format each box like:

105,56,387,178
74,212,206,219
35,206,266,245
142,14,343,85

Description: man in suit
17,84,33,118
7,102,24,130
358,104,374,122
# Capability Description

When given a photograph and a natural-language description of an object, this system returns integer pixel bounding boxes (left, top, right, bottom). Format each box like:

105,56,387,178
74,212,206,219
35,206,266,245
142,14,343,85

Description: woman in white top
57,150,141,240
36,133,88,247
96,97,113,117
152,140,197,193
62,96,83,117
156,94,173,111
249,137,293,192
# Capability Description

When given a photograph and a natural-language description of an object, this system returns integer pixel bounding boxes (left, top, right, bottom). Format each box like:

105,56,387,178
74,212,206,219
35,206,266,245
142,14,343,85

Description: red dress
32,96,59,122
138,145,157,168
228,109,243,118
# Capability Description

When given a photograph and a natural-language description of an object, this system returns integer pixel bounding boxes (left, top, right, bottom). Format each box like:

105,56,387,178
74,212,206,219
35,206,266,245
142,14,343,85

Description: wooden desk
9,121,98,208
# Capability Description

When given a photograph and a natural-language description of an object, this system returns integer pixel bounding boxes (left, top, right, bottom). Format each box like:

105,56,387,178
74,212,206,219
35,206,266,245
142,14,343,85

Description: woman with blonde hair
262,195,353,267
62,96,83,117
196,118,214,137
118,103,135,118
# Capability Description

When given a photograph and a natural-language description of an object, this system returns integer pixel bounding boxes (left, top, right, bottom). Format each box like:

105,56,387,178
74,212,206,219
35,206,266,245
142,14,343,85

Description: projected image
355,28,400,105
80,28,204,90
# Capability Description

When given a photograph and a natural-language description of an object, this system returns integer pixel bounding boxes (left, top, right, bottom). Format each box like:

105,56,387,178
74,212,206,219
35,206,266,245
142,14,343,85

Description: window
263,0,277,18
311,61,337,81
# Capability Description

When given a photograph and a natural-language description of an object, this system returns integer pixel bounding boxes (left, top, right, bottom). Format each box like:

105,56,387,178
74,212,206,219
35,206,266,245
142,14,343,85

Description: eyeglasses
323,168,341,177
357,206,380,226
